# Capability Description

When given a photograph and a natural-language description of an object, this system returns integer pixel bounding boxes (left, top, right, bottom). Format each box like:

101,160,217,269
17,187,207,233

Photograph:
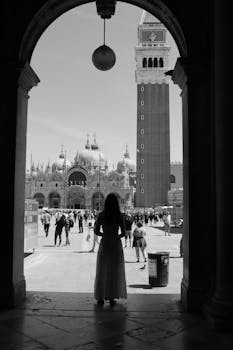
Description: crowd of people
40,207,176,249
40,208,98,247
40,206,182,251
40,198,183,306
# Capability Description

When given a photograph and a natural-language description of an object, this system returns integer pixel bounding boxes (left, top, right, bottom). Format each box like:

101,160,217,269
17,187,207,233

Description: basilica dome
117,146,136,173
52,148,71,171
52,158,65,171
76,136,105,167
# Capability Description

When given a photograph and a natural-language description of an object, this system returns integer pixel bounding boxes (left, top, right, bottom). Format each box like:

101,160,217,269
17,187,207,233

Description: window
141,100,144,106
140,129,144,134
142,58,147,68
55,183,58,187
40,183,43,187
141,114,144,120
141,188,144,193
141,173,144,179
141,159,144,164
141,144,144,149
148,57,152,67
154,57,158,68
159,57,164,67
170,174,176,183
141,86,144,92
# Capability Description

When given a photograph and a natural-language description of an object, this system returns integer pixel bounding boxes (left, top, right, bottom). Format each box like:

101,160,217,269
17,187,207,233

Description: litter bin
148,252,169,287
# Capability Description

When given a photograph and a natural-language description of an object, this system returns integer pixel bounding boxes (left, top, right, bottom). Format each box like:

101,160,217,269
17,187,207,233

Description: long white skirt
94,236,127,300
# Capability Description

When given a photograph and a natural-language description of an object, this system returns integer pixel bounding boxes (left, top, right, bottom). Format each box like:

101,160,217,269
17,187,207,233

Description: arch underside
19,0,187,63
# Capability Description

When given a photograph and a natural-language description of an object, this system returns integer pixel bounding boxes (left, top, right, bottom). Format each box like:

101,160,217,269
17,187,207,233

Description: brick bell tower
135,11,171,208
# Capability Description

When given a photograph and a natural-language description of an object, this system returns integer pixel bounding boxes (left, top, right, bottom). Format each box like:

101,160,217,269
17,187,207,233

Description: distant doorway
49,192,61,208
33,193,45,208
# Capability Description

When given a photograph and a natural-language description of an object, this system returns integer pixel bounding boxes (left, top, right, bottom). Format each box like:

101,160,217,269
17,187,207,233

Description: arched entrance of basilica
49,191,61,208
67,185,86,209
33,193,45,208
4,0,229,328
68,171,87,187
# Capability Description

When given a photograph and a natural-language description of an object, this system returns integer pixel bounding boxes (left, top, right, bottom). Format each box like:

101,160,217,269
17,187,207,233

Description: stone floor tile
0,328,36,349
98,317,141,334
37,322,117,350
38,332,91,350
34,315,91,332
158,323,229,350
95,334,162,350
3,315,49,330
127,325,175,343
20,322,70,340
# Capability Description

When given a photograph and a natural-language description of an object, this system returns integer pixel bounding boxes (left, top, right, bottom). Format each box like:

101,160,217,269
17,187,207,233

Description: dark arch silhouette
19,0,187,63
170,174,176,183
33,192,45,208
49,191,61,208
142,57,147,68
159,57,164,67
68,171,87,187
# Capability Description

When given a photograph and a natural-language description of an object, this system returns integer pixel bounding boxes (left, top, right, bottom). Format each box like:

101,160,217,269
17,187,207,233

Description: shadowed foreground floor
1,292,233,349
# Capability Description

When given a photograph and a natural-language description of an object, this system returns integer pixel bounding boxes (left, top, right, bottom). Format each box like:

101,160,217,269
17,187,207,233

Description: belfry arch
4,0,230,330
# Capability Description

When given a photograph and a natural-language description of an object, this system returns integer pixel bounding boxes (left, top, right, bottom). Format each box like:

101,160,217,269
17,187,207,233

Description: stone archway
13,0,187,310
10,0,205,313
19,1,187,63
49,191,61,208
33,193,45,208
68,172,87,187
67,185,86,209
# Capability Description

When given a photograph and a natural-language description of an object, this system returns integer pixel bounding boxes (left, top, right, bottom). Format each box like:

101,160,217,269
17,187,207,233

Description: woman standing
94,193,127,306
132,221,147,262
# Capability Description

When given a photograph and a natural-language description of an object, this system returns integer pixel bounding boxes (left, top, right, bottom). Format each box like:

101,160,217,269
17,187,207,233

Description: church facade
25,137,136,211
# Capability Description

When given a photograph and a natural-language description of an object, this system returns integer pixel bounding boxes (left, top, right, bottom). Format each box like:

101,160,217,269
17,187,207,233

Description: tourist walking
54,211,66,246
64,216,71,246
78,213,84,233
163,212,171,236
41,210,51,237
67,211,74,229
124,213,133,248
132,221,147,262
89,219,99,252
94,193,127,306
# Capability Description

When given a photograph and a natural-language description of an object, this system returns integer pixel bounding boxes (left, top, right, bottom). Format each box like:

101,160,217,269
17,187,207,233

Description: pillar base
204,297,233,331
181,278,205,313
0,279,26,309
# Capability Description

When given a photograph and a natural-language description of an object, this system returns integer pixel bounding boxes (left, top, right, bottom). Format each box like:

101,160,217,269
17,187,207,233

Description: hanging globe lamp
92,19,116,71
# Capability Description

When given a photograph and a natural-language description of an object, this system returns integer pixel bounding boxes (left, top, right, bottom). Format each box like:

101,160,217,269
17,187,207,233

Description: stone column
204,1,233,330
172,58,215,312
0,62,39,307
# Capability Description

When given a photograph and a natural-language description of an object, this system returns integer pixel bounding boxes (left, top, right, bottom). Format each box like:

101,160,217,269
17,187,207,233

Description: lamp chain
103,18,106,45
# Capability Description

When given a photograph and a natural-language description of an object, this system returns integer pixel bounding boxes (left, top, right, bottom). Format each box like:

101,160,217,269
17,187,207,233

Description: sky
26,2,182,171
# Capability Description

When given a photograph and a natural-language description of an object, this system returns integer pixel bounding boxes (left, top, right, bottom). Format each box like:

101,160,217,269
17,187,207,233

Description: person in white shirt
163,212,171,236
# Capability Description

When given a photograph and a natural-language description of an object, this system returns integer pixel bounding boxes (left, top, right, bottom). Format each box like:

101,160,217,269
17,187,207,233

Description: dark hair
137,220,143,228
102,193,121,224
